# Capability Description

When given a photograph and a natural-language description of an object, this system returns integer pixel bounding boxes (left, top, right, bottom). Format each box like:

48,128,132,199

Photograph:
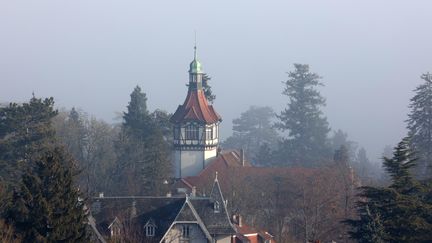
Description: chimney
240,149,245,166
232,213,243,227
191,186,197,197
99,192,104,198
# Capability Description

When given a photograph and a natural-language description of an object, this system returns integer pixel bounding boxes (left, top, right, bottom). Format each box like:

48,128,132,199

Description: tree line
1,66,432,242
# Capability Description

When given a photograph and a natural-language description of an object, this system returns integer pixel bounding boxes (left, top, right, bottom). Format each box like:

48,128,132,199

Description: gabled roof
90,193,235,242
170,89,221,124
189,197,236,235
90,197,185,241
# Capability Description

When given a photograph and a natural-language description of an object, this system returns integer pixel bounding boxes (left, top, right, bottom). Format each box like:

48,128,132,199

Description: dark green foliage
113,86,172,195
202,73,216,104
276,64,331,166
4,147,88,242
141,131,172,196
407,72,432,179
123,85,151,138
345,138,432,242
0,96,58,187
151,109,173,143
223,106,279,165
346,204,386,243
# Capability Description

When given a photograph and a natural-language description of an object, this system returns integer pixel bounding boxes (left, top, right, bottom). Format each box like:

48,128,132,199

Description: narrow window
206,126,213,140
214,201,220,213
145,225,155,237
185,124,199,140
181,225,190,238
174,126,180,139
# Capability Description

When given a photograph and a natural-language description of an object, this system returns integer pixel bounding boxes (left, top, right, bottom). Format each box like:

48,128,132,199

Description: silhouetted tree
0,96,58,188
224,106,279,165
4,147,88,242
202,73,216,104
113,86,172,195
276,64,331,166
346,138,432,242
407,72,432,179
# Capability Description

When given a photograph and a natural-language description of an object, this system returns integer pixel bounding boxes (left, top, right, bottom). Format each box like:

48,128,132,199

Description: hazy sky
1,1,431,161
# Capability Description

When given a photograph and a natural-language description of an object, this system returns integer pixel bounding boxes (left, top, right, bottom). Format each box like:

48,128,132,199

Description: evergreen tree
202,73,216,104
4,147,88,242
141,131,172,196
330,129,358,161
0,96,58,187
407,72,432,178
123,85,151,137
223,106,279,165
276,64,331,166
346,138,432,242
346,204,386,243
113,86,172,195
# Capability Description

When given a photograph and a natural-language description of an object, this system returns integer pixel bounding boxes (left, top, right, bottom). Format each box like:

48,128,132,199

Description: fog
1,0,431,161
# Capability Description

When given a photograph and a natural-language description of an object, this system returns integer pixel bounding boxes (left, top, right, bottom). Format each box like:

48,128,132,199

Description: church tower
170,46,222,178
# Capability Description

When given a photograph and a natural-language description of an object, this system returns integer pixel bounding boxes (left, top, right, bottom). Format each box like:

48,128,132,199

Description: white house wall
180,151,204,178
163,224,207,243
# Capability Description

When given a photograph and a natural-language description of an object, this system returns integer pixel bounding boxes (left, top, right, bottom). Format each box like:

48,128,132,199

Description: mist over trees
112,85,172,196
276,64,331,166
1,63,431,242
223,106,280,165
407,73,432,179
345,138,432,242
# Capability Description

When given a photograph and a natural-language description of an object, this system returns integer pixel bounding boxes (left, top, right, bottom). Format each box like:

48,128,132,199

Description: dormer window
145,225,155,237
144,219,156,237
108,217,121,238
214,201,220,213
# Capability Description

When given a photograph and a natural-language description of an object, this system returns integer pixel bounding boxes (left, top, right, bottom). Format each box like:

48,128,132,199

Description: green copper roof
189,46,203,74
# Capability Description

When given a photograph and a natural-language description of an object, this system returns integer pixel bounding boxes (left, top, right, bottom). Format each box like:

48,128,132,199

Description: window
185,124,199,140
181,225,190,238
205,126,213,140
145,225,155,237
214,201,220,213
174,126,180,139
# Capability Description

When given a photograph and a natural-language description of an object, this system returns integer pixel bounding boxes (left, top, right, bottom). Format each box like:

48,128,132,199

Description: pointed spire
189,35,202,74
194,31,197,61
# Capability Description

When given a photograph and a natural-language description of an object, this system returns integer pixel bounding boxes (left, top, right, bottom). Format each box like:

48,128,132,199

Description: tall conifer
5,147,88,242
276,64,330,166
407,72,432,178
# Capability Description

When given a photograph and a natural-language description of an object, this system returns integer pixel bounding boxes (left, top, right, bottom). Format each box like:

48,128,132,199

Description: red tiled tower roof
170,46,221,125
170,88,221,124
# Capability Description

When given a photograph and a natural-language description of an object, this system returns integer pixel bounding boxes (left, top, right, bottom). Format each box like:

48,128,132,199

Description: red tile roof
176,150,318,196
170,89,221,124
